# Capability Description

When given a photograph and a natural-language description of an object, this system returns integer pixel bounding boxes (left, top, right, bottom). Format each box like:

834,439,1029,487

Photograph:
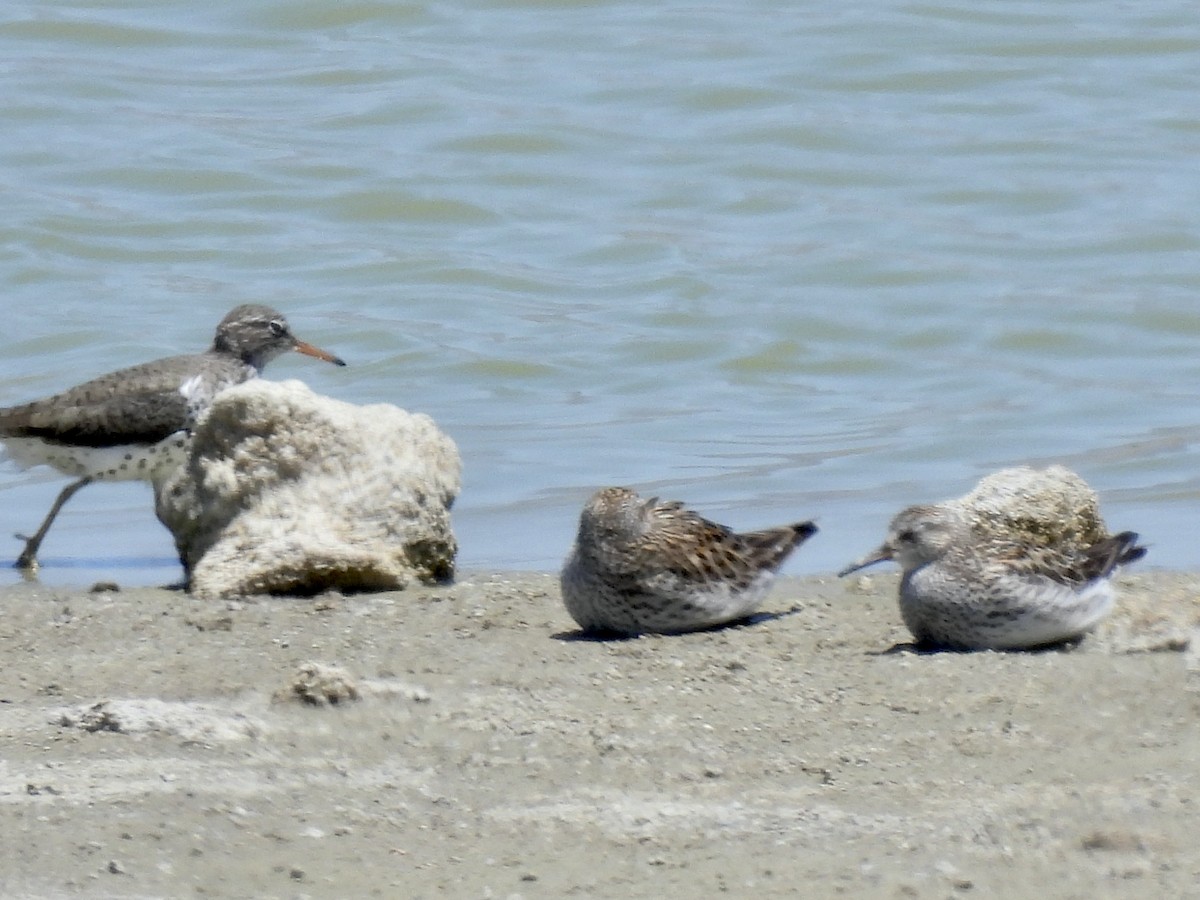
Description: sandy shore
1,570,1198,899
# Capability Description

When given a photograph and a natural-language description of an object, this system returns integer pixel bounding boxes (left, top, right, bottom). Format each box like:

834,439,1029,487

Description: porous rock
156,379,460,598
954,465,1107,553
274,662,360,706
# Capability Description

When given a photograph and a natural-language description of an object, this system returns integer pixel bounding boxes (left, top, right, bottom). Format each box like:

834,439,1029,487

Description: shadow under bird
839,502,1146,651
561,486,818,635
0,304,346,570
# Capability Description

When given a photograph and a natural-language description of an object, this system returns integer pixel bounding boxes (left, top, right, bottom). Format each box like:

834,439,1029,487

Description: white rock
156,379,461,598
954,464,1107,552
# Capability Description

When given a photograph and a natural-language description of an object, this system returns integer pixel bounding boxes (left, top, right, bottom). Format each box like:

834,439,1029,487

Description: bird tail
743,521,819,569
1088,531,1147,579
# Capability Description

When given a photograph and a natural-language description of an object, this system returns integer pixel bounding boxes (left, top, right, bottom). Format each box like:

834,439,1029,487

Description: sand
1,570,1198,899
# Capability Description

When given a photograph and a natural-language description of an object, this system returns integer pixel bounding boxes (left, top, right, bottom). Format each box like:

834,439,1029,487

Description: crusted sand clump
1091,575,1200,653
55,699,264,743
274,662,361,707
157,379,461,599
952,465,1109,559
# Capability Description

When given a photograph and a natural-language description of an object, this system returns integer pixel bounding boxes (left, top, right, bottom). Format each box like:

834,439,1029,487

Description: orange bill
294,339,346,367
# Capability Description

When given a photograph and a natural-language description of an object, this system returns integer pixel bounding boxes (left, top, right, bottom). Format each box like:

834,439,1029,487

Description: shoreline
2,571,1197,898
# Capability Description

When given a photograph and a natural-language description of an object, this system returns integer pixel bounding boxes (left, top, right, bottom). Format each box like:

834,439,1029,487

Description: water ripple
2,0,1200,584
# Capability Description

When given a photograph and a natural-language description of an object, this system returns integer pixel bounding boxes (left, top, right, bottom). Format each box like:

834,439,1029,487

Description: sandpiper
561,486,817,635
0,304,345,570
838,466,1146,650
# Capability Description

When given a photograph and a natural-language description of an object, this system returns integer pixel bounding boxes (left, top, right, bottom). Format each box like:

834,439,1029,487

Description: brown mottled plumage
0,305,345,570
561,486,817,635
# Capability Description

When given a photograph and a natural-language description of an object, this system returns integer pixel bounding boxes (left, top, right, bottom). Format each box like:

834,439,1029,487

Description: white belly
2,432,191,483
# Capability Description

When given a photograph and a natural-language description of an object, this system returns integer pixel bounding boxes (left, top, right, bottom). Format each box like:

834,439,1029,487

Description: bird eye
897,529,917,543
268,320,286,336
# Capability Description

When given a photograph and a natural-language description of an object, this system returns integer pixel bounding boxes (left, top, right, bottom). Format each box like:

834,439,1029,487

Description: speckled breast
2,431,192,483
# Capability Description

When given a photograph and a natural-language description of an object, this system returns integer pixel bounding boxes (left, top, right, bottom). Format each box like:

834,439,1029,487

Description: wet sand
1,570,1197,898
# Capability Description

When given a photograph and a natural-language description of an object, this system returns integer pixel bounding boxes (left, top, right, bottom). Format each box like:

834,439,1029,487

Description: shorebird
561,486,817,635
838,467,1146,650
0,304,345,570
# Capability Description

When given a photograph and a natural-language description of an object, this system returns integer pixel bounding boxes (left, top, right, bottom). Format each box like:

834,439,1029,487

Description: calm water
2,1,1199,587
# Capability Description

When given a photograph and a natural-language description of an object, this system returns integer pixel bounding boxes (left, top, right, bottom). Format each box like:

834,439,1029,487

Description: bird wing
992,530,1146,586
0,356,201,447
636,500,815,591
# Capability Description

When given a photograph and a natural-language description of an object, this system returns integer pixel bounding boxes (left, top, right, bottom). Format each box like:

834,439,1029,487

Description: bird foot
13,534,40,571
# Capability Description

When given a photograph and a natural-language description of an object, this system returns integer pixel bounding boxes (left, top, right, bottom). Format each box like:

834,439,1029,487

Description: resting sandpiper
561,486,817,635
839,466,1146,650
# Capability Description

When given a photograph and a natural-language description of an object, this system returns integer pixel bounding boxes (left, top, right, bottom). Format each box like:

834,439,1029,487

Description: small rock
275,662,360,706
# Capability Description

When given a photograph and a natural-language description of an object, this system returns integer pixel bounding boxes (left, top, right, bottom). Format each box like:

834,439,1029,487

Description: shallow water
2,1,1199,587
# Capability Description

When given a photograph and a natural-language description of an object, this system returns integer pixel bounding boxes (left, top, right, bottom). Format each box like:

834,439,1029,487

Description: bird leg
14,476,94,570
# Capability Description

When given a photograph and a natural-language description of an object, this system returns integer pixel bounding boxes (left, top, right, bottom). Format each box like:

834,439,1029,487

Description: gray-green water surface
2,1,1199,586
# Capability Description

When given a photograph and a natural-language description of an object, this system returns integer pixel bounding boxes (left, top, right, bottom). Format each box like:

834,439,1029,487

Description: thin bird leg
14,476,94,570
